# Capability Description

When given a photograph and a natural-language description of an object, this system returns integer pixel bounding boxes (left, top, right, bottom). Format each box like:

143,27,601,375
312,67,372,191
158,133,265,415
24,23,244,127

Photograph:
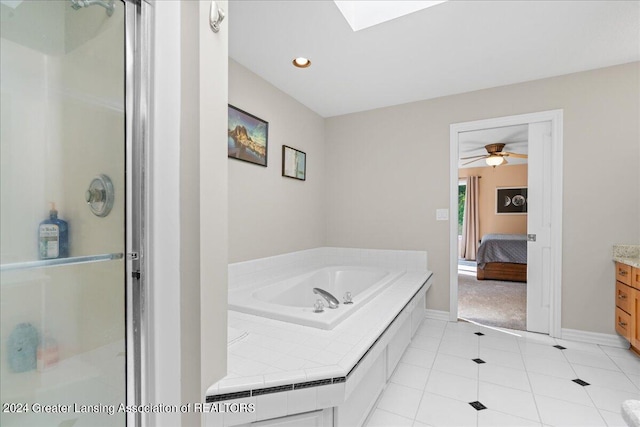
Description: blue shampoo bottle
38,202,69,259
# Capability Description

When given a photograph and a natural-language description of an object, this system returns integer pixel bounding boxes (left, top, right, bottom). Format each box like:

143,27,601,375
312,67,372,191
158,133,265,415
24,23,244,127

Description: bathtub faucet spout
313,288,339,309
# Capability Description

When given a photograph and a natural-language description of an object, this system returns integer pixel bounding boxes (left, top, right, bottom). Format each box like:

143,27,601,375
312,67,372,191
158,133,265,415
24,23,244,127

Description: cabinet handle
618,321,627,327
619,270,628,276
619,294,627,299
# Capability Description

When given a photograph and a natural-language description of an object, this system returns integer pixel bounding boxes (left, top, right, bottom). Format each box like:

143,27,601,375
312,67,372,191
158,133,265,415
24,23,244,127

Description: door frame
449,110,564,337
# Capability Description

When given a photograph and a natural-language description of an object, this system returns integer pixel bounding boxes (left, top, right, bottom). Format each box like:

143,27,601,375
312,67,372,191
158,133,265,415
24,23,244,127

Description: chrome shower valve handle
86,174,114,217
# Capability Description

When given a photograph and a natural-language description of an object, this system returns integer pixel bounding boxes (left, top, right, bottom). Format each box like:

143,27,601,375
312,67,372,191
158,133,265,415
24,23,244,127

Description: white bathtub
228,266,405,329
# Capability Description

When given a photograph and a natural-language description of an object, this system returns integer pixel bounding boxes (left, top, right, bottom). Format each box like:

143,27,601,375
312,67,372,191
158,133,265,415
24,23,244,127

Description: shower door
0,0,144,425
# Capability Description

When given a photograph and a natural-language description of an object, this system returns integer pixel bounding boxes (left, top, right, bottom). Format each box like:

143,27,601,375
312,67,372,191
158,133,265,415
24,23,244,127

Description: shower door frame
125,0,151,425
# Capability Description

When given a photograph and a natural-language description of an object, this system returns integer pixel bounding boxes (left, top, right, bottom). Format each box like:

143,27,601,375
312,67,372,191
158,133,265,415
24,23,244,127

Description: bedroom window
458,182,466,236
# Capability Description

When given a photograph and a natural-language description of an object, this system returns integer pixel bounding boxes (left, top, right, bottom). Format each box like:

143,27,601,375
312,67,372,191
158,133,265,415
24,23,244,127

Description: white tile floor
365,318,640,427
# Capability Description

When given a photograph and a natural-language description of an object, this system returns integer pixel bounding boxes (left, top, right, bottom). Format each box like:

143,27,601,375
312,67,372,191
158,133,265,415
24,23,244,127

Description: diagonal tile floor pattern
365,318,640,427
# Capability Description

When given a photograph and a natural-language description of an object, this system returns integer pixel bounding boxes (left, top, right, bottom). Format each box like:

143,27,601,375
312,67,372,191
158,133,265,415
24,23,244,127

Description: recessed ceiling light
292,57,311,68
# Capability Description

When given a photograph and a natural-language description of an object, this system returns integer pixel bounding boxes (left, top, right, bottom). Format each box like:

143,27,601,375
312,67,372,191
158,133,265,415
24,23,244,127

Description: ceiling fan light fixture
486,155,505,167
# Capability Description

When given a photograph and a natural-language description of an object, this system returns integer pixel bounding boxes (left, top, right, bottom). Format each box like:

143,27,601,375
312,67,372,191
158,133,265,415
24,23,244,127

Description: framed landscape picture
228,105,268,167
496,187,528,214
282,145,306,181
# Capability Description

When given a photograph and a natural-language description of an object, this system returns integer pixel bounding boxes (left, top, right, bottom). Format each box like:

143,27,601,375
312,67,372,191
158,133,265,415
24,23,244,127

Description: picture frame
282,145,306,181
496,186,528,214
228,105,268,167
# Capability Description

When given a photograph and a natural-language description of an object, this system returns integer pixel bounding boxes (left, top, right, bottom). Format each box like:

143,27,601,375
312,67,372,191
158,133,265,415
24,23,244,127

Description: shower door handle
210,1,225,33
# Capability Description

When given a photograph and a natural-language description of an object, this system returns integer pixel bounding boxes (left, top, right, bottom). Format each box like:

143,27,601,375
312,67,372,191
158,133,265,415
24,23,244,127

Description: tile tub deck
206,269,433,426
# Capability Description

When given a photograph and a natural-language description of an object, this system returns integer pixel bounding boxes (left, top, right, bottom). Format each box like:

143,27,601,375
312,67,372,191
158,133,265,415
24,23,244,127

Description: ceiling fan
460,143,528,167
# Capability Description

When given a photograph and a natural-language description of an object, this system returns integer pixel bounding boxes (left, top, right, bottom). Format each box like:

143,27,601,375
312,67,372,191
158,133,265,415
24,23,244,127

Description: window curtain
460,176,480,260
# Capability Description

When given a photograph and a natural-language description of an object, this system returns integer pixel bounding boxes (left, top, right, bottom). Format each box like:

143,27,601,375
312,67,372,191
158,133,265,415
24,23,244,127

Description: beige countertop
614,244,640,268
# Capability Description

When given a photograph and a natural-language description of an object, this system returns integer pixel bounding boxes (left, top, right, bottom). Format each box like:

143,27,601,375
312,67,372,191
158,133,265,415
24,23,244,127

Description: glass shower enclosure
0,0,146,425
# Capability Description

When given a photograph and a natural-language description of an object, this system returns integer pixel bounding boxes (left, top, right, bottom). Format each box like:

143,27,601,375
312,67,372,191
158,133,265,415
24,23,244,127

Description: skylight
1,0,23,9
333,1,448,32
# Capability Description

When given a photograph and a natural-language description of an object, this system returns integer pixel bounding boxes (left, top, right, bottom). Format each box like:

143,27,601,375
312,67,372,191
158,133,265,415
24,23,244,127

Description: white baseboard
561,328,629,349
425,309,450,322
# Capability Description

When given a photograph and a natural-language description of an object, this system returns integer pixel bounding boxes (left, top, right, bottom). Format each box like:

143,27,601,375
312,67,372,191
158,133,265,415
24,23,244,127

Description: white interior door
526,121,553,333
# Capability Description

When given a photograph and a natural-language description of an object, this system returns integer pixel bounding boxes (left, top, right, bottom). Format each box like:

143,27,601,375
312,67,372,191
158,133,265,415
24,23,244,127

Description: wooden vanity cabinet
616,262,640,355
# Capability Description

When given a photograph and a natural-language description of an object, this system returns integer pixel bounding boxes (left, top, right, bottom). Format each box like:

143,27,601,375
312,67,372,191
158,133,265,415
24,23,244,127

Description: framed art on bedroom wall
496,186,527,214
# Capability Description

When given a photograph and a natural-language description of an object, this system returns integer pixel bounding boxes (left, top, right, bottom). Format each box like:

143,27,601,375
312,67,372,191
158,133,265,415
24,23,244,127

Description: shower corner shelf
0,253,124,272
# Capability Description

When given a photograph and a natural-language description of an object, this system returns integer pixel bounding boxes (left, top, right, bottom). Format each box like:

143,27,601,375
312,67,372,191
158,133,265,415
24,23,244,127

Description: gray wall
182,1,229,424
153,2,229,425
228,60,639,335
325,62,640,334
228,59,326,263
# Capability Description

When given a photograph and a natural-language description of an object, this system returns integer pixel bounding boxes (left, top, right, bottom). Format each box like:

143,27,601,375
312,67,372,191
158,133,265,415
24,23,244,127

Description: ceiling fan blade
460,154,488,161
461,158,485,166
502,152,528,159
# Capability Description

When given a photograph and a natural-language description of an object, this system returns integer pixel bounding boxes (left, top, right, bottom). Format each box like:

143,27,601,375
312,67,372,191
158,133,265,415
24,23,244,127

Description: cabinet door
632,288,640,351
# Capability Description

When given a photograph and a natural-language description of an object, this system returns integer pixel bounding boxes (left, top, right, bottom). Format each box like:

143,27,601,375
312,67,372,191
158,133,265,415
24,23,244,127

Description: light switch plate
436,209,449,221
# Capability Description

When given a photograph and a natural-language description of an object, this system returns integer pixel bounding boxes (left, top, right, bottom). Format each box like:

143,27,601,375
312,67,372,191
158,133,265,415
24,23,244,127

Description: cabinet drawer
633,267,640,290
616,281,632,313
615,307,631,341
616,262,632,285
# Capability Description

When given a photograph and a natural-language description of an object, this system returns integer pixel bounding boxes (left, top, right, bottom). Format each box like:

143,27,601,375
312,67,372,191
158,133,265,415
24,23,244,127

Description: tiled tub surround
614,244,640,268
206,248,432,427
227,247,428,291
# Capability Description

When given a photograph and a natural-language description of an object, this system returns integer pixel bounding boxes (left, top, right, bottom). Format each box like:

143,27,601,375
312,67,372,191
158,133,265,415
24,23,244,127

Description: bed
476,234,527,282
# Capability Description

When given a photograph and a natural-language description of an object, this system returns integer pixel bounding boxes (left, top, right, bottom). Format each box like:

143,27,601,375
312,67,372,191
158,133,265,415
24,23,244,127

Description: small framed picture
228,105,268,167
496,187,527,214
282,145,306,181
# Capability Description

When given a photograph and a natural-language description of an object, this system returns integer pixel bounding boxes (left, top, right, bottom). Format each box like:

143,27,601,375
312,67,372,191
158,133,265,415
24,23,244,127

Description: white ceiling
229,1,640,118
458,124,528,169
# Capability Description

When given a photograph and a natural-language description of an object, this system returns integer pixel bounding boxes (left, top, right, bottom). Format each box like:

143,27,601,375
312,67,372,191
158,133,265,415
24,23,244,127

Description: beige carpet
458,273,526,331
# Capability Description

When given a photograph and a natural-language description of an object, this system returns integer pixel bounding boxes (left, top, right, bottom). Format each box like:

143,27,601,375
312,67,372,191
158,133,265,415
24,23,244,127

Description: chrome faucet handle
313,287,339,309
343,291,353,304
313,299,325,313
